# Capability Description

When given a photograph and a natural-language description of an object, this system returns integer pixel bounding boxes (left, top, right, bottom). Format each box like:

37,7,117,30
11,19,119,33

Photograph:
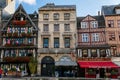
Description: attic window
115,9,120,14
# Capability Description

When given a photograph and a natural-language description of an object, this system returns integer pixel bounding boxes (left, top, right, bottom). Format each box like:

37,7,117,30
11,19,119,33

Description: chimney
98,11,101,16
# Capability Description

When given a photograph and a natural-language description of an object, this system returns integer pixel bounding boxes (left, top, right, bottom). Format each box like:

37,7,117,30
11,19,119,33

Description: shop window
82,49,88,57
91,49,97,57
100,49,106,57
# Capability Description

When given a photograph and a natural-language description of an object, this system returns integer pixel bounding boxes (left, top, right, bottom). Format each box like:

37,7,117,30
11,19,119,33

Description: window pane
64,38,70,48
54,13,59,20
108,20,114,27
109,32,115,41
92,33,99,42
64,13,70,20
54,24,59,31
43,13,49,20
82,34,89,42
91,49,97,57
64,24,70,31
91,21,98,28
43,24,49,31
54,38,59,48
81,22,88,28
43,38,49,48
82,49,88,57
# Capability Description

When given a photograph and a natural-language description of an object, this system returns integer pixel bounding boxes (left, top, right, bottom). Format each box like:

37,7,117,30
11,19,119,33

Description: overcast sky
16,0,120,16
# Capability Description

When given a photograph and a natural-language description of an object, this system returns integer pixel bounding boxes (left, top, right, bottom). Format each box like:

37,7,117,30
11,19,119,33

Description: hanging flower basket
12,20,27,25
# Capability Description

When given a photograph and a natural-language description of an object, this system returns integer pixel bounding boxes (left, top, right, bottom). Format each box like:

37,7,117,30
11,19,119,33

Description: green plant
87,69,96,75
111,69,118,75
28,57,37,75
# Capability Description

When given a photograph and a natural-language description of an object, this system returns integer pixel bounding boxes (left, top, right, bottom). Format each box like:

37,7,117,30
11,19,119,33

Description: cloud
18,0,36,5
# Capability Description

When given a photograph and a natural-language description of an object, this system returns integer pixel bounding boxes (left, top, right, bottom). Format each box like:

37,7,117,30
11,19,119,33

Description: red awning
78,61,119,68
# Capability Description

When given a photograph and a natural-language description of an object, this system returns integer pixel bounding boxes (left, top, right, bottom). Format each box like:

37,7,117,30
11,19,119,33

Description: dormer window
115,9,120,14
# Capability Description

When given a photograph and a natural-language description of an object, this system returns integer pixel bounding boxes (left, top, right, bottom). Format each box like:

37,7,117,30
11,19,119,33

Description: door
41,56,55,77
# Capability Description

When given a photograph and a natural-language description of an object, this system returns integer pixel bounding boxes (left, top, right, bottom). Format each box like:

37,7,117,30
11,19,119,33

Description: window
115,9,120,14
64,24,70,31
100,49,106,57
64,38,70,48
43,38,49,48
92,33,99,42
64,13,70,20
43,13,49,20
108,20,114,27
109,32,115,41
28,38,33,44
54,24,59,31
117,20,120,27
43,24,49,32
54,38,59,48
91,21,98,28
81,22,88,28
82,49,88,57
91,49,97,57
82,34,89,42
53,13,59,20
119,33,120,41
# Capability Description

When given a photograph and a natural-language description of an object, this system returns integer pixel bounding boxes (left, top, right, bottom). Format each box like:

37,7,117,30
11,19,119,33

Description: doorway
100,68,105,78
41,56,55,77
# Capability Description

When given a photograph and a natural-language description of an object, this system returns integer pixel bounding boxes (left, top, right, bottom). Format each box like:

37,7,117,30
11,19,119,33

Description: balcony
2,44,37,49
12,20,27,25
3,56,30,62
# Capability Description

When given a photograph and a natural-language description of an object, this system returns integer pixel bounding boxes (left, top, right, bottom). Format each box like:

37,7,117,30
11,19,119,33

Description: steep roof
39,3,76,11
77,15,105,28
102,4,120,15
0,0,6,8
2,4,39,30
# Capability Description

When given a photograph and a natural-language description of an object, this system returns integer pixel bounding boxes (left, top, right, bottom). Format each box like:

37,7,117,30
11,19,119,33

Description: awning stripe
78,61,119,68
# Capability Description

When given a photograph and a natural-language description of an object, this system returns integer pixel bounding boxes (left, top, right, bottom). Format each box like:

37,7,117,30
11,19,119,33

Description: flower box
12,20,26,25
86,74,96,78
111,75,118,78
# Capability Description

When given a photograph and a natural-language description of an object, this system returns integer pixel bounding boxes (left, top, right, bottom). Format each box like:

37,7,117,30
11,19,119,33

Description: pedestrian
0,67,3,78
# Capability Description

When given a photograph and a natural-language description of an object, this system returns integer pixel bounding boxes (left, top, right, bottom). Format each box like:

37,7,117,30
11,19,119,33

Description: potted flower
28,57,37,76
111,69,118,78
86,69,96,78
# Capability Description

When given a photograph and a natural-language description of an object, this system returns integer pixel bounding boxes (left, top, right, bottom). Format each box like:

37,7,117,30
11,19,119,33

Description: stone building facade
37,3,77,76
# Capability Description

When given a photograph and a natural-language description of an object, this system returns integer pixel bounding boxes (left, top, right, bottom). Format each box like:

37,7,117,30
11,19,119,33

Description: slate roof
102,4,120,15
0,0,6,8
77,15,105,28
39,3,76,10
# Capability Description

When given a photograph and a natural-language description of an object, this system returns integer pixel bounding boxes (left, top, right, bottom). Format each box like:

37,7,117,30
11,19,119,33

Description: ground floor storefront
77,61,120,78
37,53,77,77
